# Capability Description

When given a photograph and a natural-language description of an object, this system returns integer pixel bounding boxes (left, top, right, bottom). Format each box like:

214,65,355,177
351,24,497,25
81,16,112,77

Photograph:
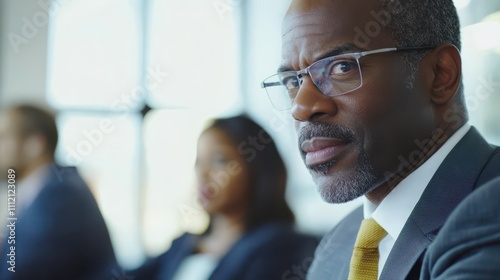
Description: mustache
298,123,356,174
298,123,356,147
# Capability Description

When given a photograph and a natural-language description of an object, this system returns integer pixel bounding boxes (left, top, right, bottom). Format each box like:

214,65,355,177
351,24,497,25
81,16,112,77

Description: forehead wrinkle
281,12,347,61
281,31,331,53
281,11,327,36
280,0,394,72
282,27,325,40
281,40,358,72
282,28,338,71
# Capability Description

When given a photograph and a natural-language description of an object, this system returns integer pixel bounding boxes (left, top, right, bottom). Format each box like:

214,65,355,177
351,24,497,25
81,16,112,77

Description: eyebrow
277,44,364,73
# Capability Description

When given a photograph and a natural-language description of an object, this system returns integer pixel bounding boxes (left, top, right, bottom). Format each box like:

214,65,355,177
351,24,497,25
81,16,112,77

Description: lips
197,184,214,203
301,137,350,167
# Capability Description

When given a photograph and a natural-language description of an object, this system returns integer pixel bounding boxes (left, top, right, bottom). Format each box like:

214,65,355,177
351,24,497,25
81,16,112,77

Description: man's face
0,111,25,179
281,0,435,203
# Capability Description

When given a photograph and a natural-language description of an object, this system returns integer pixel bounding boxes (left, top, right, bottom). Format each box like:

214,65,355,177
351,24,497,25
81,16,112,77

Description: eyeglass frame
261,46,436,110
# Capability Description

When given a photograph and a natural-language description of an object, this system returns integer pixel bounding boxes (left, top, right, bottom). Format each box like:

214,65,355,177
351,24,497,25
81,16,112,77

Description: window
48,0,241,267
46,0,500,269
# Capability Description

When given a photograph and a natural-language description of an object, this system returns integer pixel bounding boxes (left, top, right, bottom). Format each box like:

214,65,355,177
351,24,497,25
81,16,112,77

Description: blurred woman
131,115,317,280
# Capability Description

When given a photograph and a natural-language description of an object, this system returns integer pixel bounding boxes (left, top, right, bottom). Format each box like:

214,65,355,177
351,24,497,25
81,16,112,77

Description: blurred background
0,0,499,269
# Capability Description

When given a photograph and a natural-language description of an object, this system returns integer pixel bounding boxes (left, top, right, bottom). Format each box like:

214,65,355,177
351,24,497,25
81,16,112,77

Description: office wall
0,0,50,108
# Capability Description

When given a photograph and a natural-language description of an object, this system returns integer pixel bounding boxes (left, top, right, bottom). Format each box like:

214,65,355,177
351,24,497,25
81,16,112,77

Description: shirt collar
364,124,471,240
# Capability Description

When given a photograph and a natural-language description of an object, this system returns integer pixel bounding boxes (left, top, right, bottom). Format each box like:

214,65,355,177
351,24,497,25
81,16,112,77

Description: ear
429,44,462,105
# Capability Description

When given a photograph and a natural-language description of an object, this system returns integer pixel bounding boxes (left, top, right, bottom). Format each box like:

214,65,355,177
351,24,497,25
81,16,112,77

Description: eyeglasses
261,46,435,110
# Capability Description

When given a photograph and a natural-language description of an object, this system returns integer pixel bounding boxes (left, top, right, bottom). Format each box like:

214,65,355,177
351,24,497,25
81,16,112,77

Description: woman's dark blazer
130,222,318,280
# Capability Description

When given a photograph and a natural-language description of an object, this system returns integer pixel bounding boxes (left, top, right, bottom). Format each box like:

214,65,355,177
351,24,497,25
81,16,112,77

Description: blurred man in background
0,104,117,280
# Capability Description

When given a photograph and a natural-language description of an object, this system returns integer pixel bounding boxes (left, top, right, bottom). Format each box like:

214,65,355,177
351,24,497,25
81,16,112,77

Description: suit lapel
307,206,363,280
159,234,198,279
381,127,496,279
210,223,284,279
330,207,364,280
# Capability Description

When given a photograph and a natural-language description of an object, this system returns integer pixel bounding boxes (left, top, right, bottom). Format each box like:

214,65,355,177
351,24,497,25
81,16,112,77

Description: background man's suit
421,176,500,279
308,127,500,280
0,165,117,280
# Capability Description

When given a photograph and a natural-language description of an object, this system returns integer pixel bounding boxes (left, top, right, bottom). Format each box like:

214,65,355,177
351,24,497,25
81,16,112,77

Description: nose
195,159,210,181
291,76,338,122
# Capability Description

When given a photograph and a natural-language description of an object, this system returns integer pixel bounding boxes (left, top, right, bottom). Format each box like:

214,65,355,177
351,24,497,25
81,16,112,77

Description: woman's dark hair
206,115,295,231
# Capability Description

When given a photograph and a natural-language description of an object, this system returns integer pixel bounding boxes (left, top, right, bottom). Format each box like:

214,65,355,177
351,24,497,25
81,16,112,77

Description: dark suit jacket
130,222,318,280
421,177,500,279
0,164,117,280
308,127,500,280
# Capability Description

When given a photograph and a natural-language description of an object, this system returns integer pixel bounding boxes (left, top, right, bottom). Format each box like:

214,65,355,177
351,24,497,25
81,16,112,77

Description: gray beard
311,151,377,204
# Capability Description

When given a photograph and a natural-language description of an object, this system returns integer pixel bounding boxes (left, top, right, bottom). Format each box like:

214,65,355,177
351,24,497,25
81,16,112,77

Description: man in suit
260,0,500,279
421,177,500,279
0,105,117,280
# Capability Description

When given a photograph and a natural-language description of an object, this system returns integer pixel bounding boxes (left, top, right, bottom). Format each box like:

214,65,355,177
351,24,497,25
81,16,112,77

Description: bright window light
147,0,241,115
47,0,142,110
141,0,242,257
56,112,143,268
462,21,500,52
453,0,471,10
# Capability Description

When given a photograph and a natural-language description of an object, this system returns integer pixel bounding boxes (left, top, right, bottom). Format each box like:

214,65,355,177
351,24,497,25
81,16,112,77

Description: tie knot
354,218,387,249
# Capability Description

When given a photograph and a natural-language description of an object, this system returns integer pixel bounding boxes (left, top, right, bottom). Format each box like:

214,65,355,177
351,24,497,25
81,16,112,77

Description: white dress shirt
363,124,471,278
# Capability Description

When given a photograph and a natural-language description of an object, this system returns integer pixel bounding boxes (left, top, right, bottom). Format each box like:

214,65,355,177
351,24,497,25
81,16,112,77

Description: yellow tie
348,218,388,280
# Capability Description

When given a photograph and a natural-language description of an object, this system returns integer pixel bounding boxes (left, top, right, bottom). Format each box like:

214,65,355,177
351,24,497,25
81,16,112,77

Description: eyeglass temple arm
360,46,436,57
396,46,437,51
360,47,397,56
261,81,282,88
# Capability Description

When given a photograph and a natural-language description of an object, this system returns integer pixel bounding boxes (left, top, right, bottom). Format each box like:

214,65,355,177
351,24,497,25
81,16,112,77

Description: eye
287,87,299,100
280,75,299,90
329,60,358,76
213,154,228,165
